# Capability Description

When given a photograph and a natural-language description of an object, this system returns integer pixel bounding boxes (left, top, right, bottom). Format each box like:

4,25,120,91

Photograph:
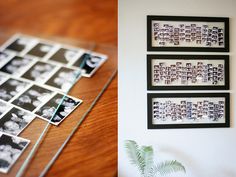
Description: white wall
118,0,236,177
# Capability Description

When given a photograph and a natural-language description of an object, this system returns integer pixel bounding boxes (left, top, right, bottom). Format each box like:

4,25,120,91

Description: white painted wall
118,0,236,177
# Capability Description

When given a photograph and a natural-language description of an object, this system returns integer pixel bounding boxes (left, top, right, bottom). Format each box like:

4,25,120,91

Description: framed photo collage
146,15,230,129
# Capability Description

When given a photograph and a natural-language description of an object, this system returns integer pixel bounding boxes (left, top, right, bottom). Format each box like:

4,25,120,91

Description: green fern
154,160,186,176
125,140,145,174
125,140,186,177
140,146,154,177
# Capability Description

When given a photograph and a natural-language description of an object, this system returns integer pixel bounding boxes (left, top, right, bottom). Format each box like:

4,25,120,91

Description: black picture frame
147,55,229,90
147,93,230,129
147,15,229,52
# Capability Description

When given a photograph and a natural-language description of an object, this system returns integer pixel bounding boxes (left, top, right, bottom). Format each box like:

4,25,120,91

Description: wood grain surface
0,0,117,177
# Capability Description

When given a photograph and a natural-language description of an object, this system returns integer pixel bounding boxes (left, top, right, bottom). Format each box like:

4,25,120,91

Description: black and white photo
0,73,9,85
26,42,55,58
72,52,107,77
0,101,11,117
1,35,37,54
147,55,229,90
11,85,54,112
147,16,229,52
0,78,30,102
21,61,57,83
147,93,230,129
45,67,81,92
35,93,82,125
0,56,34,76
0,51,14,67
0,107,35,136
48,47,81,64
0,132,30,173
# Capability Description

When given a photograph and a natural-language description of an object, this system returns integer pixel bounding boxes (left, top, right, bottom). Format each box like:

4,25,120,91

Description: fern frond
125,140,145,174
140,146,154,177
154,160,186,176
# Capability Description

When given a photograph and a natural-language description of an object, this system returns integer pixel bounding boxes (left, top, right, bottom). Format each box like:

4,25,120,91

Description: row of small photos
147,15,230,129
153,23,224,46
0,34,107,173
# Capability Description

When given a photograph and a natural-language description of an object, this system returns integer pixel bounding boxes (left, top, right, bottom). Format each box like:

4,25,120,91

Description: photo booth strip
0,106,35,136
0,74,83,126
152,99,225,123
0,132,30,173
0,33,110,174
0,34,108,78
147,16,229,52
34,93,83,125
0,33,110,126
152,22,225,47
147,93,230,129
147,55,229,90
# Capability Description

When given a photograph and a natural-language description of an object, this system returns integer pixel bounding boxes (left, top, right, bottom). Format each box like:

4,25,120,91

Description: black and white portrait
0,56,33,76
21,61,57,83
0,101,11,117
72,53,106,77
35,93,81,125
0,78,30,102
12,85,54,112
0,74,8,85
48,47,80,64
45,67,80,92
0,107,35,136
0,51,13,67
0,133,29,173
3,36,36,53
26,42,54,58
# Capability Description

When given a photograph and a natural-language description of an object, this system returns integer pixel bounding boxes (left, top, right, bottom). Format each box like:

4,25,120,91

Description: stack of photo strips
0,34,107,173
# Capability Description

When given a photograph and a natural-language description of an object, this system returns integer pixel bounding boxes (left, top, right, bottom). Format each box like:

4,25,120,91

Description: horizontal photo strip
147,55,229,90
0,34,108,78
0,50,82,94
0,73,83,126
147,15,229,52
147,93,230,129
34,93,82,126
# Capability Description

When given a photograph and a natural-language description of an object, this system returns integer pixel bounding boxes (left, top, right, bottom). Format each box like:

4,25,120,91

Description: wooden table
0,0,117,176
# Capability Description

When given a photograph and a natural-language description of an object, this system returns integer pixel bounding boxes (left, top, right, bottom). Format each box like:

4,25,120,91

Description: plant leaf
140,146,154,177
154,160,186,176
125,140,145,175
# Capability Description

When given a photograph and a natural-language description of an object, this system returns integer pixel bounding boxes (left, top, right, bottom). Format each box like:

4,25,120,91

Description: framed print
147,93,230,129
147,15,229,52
147,55,229,90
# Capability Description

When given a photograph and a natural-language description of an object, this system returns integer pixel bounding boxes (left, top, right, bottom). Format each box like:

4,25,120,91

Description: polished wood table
0,0,117,176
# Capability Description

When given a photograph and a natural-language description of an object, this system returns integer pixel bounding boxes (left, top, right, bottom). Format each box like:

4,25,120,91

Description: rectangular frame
147,55,229,90
147,93,230,129
147,15,229,52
